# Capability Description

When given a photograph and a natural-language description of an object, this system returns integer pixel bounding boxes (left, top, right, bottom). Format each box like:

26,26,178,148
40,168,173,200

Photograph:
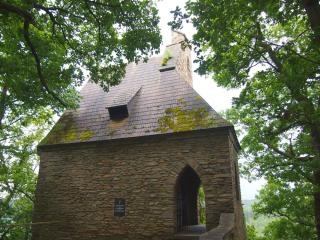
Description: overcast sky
157,0,266,200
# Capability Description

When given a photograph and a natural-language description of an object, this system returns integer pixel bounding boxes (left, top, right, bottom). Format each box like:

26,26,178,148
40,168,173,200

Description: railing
199,213,234,240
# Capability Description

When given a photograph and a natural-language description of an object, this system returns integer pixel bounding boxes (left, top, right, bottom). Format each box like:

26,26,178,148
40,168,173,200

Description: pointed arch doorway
176,165,206,233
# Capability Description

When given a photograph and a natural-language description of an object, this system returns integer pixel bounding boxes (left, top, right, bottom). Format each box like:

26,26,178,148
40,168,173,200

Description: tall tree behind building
169,0,320,238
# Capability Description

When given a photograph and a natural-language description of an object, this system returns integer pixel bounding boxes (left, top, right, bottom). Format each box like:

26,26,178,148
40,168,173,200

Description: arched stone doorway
176,165,206,233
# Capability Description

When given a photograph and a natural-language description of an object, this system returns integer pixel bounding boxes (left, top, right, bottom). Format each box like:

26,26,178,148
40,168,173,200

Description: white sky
157,0,266,200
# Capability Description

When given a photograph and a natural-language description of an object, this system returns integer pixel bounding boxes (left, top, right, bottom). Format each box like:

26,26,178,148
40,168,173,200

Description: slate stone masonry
32,128,245,240
32,31,246,240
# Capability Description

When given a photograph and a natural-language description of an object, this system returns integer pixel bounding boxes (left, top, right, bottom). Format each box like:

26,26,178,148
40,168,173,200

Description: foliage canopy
0,1,162,238
0,0,161,111
170,0,320,238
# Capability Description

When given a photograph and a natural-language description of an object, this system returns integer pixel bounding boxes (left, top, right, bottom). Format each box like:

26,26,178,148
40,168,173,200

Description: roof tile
41,45,232,146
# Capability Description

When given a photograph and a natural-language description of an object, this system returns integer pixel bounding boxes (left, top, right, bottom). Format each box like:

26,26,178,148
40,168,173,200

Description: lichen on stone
177,98,187,106
161,49,173,66
41,115,94,144
79,130,94,141
195,96,202,101
109,118,128,129
106,118,128,137
155,98,216,133
42,116,77,144
63,128,78,142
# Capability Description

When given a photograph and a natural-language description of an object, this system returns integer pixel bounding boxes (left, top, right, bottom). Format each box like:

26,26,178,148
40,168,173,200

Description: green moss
51,121,66,133
63,128,78,142
43,117,95,144
161,49,173,66
44,121,66,143
79,130,94,141
155,98,216,133
195,96,202,101
177,98,187,106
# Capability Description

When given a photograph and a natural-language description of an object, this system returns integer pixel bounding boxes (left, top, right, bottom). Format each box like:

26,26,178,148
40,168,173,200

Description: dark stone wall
229,134,247,240
32,128,244,240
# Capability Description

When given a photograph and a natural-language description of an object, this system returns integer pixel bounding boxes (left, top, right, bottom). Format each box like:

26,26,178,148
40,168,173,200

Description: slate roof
105,84,141,109
41,40,232,146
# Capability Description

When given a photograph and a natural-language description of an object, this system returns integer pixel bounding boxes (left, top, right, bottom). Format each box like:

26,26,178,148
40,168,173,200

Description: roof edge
228,126,241,152
38,126,236,152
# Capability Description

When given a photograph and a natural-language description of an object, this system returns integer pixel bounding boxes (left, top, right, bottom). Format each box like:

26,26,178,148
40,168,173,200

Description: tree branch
255,22,283,72
33,5,58,36
84,0,102,43
22,20,67,107
263,141,294,159
263,140,313,163
274,210,314,227
33,4,86,21
0,2,68,107
0,84,8,129
0,2,34,23
32,4,85,56
267,38,320,65
255,22,320,142
301,0,320,44
261,140,315,182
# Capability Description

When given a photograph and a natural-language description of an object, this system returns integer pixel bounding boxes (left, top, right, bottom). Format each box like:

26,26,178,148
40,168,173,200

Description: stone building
32,31,246,240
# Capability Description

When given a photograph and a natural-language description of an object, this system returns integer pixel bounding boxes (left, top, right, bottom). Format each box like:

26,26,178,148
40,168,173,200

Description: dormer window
106,85,141,121
108,105,129,120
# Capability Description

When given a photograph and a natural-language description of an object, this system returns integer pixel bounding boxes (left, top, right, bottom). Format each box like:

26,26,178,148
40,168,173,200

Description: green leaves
0,3,161,238
0,105,52,239
171,0,320,238
1,0,161,111
252,180,316,239
177,0,320,181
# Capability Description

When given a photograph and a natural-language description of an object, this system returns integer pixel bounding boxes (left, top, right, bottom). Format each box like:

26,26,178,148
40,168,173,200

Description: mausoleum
32,31,246,240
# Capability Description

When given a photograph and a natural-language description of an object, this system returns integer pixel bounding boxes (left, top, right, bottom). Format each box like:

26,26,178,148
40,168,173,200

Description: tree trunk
312,128,320,239
302,0,320,44
0,84,8,129
314,171,320,240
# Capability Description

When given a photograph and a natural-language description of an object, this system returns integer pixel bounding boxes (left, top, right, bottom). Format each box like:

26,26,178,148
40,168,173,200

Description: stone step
172,224,206,240
172,233,201,240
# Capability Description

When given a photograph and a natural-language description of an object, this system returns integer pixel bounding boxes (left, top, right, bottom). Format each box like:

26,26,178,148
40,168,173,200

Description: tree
0,106,52,239
198,185,206,224
253,180,316,239
169,0,320,237
0,0,161,116
0,1,161,238
246,225,261,240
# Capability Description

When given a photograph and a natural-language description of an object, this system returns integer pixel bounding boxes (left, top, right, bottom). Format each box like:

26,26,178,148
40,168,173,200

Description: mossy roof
41,44,233,146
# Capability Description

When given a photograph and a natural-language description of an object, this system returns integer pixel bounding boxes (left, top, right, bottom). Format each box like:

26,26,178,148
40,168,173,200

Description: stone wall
32,128,243,240
229,132,247,240
175,44,192,86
